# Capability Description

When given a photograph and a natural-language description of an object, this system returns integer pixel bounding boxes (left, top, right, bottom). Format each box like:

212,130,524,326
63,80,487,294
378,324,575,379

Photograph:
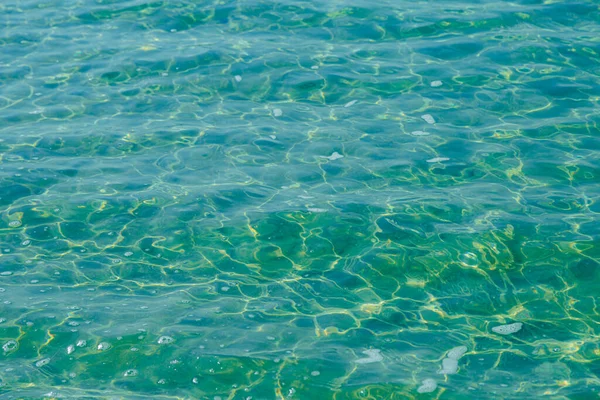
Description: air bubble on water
124,369,138,377
35,358,50,367
421,114,436,124
344,100,357,108
355,349,383,364
97,342,111,351
3,340,17,353
221,286,230,292
158,336,174,345
76,339,86,348
266,336,275,341
157,379,166,384
192,377,199,384
417,378,438,393
492,322,523,335
430,80,443,87
1,272,13,276
69,372,76,378
234,75,242,82
411,131,430,136
459,252,479,267
8,221,22,227
272,108,283,117
124,251,133,257
0,318,5,323
67,345,75,355
311,371,320,376
21,240,30,246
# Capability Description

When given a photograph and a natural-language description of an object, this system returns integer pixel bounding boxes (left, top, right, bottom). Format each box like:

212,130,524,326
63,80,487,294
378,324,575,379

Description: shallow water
1,0,600,399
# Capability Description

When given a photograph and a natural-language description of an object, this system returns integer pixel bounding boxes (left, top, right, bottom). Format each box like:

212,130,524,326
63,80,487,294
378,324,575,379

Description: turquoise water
1,0,600,398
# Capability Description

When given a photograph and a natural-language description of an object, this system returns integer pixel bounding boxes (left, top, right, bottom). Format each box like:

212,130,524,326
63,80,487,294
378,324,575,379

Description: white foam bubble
35,358,51,367
124,369,138,377
97,342,111,351
492,322,523,335
446,345,467,360
411,131,430,136
325,152,344,161
67,345,75,355
234,75,242,82
355,349,383,364
344,100,357,108
438,357,459,375
76,340,86,347
427,157,450,163
158,336,174,345
8,221,22,227
417,378,437,393
3,340,17,353
430,80,443,87
421,114,436,124
273,108,283,117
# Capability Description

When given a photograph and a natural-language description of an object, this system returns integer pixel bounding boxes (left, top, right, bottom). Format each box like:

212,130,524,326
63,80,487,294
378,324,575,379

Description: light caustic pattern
1,0,600,399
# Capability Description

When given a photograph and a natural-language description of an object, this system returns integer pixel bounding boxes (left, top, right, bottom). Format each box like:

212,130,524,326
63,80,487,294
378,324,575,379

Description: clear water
1,0,600,399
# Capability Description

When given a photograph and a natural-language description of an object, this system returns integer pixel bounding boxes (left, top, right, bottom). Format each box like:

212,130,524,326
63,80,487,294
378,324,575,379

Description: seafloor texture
1,0,600,399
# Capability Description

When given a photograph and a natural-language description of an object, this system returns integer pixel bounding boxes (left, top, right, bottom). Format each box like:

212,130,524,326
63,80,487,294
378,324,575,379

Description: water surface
1,0,600,398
